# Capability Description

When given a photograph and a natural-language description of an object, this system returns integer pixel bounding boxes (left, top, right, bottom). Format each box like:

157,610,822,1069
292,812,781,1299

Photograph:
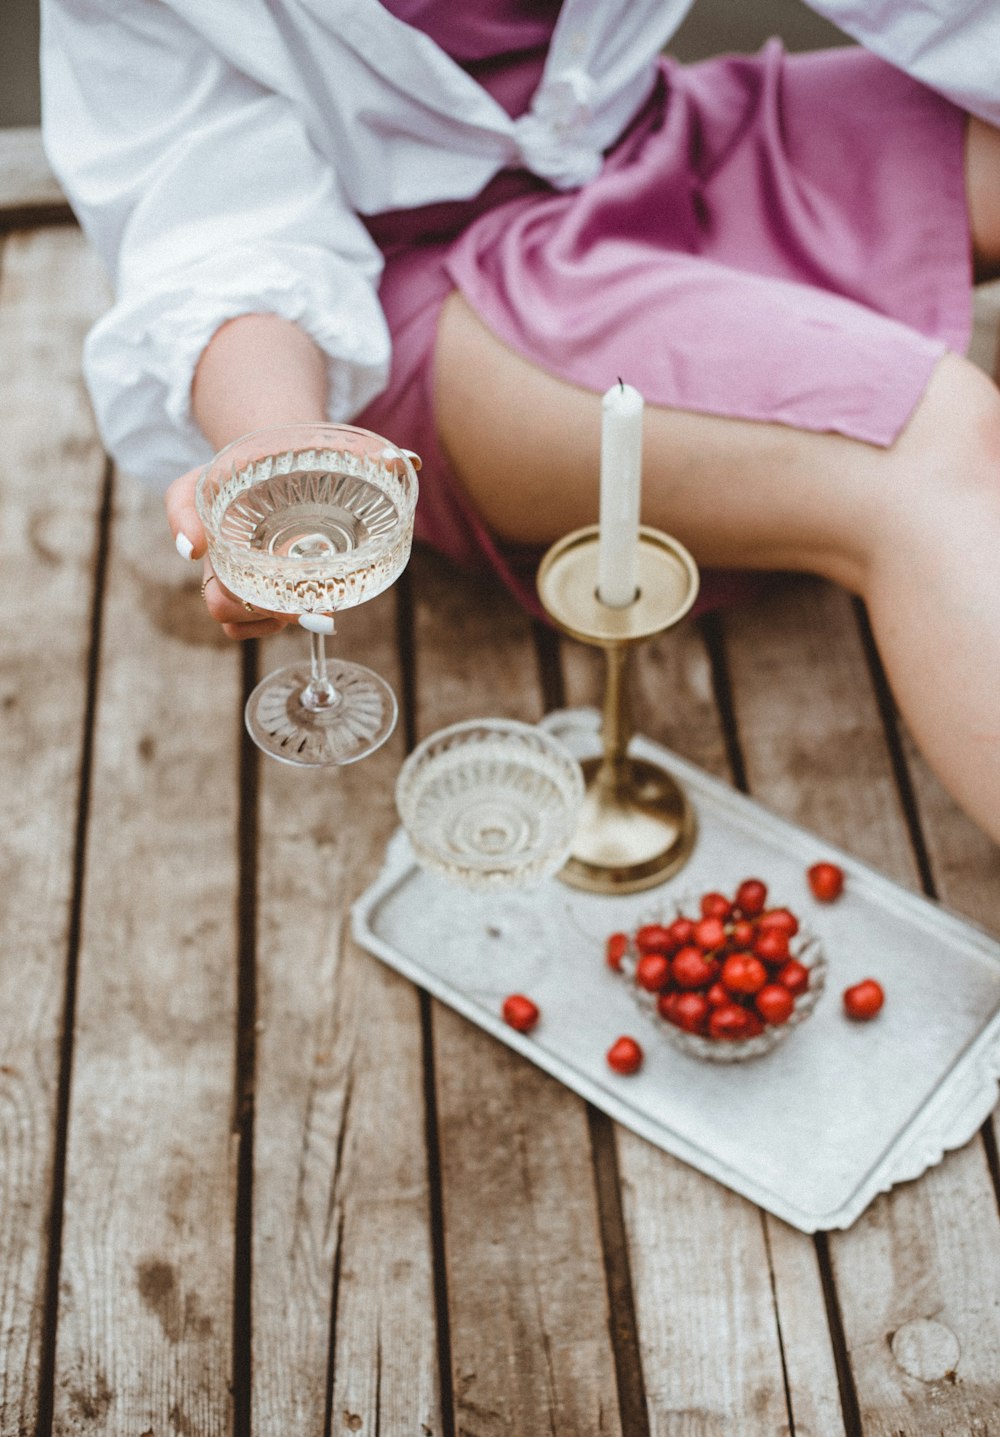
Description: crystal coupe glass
392,718,586,995
196,424,419,767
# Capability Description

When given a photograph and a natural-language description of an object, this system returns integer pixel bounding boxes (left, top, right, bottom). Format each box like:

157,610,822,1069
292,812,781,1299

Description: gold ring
200,574,215,601
242,599,256,614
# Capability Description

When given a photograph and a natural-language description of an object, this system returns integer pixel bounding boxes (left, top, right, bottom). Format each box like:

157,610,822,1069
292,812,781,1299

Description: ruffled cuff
83,243,392,489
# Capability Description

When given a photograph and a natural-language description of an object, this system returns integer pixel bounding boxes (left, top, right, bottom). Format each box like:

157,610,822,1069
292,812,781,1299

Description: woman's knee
880,353,1000,554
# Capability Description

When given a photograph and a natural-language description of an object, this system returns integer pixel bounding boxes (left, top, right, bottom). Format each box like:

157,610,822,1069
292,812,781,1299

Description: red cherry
808,861,845,903
693,915,727,951
755,984,795,1025
606,932,629,971
673,991,710,1034
700,891,732,921
666,916,696,948
753,929,791,965
705,980,730,1008
743,1010,765,1038
843,978,884,1020
757,907,799,938
776,959,810,996
636,922,675,954
721,952,768,996
657,990,681,1022
607,1036,644,1074
730,918,756,949
635,951,671,992
708,1002,755,1041
502,994,540,1033
671,945,720,990
734,878,768,917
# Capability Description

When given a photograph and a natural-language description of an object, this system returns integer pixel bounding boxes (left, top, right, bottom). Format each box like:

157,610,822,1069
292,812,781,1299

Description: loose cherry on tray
808,860,845,902
607,1036,644,1074
502,994,540,1033
843,978,884,1020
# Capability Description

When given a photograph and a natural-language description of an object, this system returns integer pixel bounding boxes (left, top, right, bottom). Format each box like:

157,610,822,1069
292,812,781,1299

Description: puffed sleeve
805,0,1000,128
39,0,391,487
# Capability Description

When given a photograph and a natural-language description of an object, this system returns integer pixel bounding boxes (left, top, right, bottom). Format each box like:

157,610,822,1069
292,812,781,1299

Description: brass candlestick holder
536,524,700,894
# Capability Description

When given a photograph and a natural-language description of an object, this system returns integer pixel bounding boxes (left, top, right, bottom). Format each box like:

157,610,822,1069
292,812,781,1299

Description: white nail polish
175,531,195,560
298,613,335,635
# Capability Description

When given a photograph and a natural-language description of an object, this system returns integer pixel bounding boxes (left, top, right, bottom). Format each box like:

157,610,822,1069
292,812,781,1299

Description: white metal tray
351,708,1000,1231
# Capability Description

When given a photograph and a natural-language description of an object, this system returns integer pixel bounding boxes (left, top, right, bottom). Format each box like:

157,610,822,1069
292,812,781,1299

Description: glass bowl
395,718,585,890
616,894,827,1062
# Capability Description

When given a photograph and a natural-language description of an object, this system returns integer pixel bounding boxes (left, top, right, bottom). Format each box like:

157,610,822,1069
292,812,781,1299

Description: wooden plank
251,591,441,1434
721,576,1000,1433
900,730,1000,940
560,609,845,1435
0,128,74,228
900,709,1000,1205
968,278,1000,378
410,553,626,1435
0,228,109,1435
51,472,243,1422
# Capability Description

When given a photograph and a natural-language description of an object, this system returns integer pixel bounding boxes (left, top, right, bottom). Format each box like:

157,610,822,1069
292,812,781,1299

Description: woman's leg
434,295,1000,844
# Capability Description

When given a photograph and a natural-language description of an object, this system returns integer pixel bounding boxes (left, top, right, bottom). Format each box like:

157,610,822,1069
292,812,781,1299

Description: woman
41,0,1000,842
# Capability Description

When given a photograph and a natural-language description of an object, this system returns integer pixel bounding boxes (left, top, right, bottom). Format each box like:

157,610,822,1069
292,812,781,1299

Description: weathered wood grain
899,730,1000,940
251,592,441,1435
0,227,109,1436
721,576,1000,1434
560,609,845,1436
967,277,1000,378
0,128,73,228
410,553,625,1437
51,465,242,1427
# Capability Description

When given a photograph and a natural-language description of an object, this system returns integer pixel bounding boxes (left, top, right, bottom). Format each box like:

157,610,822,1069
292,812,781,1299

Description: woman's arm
804,0,1000,128
165,312,330,639
41,0,391,492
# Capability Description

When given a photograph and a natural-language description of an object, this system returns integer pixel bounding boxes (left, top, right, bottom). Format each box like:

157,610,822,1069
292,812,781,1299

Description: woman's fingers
165,465,206,561
200,565,291,640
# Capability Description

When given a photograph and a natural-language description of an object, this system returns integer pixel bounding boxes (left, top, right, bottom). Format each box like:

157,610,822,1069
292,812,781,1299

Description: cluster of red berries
607,878,816,1045
500,859,885,1074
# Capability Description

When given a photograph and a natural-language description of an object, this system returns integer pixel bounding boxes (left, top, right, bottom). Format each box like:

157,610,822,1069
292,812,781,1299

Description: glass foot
245,659,397,767
404,879,560,998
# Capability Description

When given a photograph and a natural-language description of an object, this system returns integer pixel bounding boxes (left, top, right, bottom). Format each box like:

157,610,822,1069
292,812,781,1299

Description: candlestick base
537,525,700,895
561,754,696,894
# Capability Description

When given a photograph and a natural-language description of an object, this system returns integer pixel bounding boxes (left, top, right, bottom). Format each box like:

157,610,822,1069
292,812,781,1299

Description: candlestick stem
598,642,632,797
536,524,701,894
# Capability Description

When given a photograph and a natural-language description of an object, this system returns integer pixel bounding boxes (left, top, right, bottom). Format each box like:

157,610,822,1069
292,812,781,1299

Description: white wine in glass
196,423,419,767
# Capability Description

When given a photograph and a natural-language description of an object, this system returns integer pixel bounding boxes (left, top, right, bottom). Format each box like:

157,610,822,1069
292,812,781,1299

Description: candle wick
617,376,624,391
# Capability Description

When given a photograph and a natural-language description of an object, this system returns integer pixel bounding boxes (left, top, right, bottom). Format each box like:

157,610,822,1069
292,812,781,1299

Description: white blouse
39,0,1000,486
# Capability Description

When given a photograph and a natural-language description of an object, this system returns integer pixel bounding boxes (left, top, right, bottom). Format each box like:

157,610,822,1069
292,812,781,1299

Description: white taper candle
597,380,643,607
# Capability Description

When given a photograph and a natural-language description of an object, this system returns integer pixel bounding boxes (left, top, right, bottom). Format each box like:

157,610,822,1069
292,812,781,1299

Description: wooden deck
3,134,1000,1437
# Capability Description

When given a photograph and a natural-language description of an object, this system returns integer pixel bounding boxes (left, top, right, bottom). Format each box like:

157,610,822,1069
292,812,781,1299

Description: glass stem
302,621,339,712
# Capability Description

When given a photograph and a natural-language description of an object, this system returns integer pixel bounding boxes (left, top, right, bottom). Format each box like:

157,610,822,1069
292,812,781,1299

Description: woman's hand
164,312,333,640
165,464,293,640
